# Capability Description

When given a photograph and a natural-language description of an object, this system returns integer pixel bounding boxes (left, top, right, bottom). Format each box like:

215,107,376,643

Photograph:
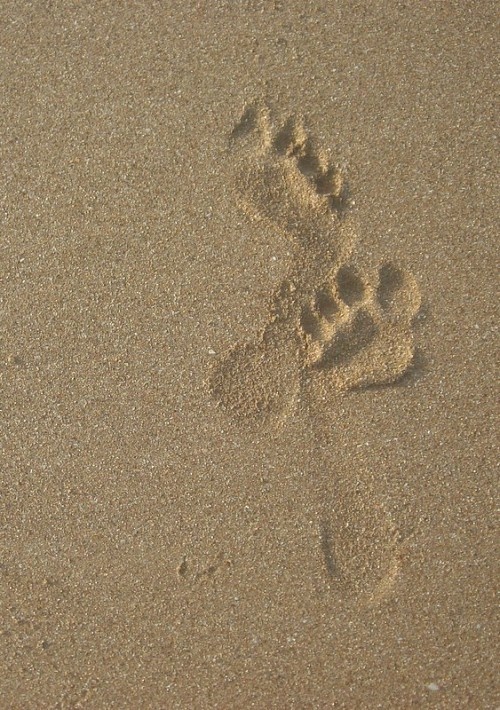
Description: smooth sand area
1,2,497,707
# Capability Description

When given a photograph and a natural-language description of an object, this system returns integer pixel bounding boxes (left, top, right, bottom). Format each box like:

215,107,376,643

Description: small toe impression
296,148,322,178
229,103,272,151
336,265,365,306
230,104,258,141
273,117,307,157
377,262,421,316
315,166,343,197
314,288,338,319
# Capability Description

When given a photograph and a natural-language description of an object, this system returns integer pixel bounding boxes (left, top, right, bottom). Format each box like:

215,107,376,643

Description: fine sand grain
1,2,498,708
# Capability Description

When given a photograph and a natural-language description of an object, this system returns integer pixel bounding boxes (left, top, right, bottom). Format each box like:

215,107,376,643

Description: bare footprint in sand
210,104,421,420
318,494,401,608
209,103,424,608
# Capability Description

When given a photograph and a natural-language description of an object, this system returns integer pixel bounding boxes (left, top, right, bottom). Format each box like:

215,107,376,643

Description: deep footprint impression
210,104,421,420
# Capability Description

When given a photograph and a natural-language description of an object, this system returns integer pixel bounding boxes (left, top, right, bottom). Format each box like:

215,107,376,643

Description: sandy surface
1,2,498,708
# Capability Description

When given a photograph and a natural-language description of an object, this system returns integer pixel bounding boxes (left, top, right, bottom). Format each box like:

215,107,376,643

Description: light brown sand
1,2,498,708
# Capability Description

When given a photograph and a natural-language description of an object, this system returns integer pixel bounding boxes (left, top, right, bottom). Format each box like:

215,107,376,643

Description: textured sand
1,2,498,708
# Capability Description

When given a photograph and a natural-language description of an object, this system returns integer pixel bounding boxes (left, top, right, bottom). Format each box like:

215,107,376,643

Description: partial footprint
300,261,421,390
209,319,301,423
230,107,353,278
318,494,400,608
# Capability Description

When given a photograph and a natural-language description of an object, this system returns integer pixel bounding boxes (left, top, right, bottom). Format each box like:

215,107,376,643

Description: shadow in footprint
377,262,405,309
336,264,365,306
321,309,378,369
230,105,258,141
319,519,339,580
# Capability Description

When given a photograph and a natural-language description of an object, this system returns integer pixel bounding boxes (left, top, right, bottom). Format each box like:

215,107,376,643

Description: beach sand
1,2,498,707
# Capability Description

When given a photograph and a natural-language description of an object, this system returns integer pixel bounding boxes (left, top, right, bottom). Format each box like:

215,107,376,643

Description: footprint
318,495,401,608
230,106,354,274
212,106,421,417
299,261,421,390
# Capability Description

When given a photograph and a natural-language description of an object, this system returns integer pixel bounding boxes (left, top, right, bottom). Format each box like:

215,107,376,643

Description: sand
1,2,498,708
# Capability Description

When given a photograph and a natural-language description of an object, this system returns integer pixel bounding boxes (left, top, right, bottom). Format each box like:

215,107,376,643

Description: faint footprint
177,552,231,586
318,496,401,608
